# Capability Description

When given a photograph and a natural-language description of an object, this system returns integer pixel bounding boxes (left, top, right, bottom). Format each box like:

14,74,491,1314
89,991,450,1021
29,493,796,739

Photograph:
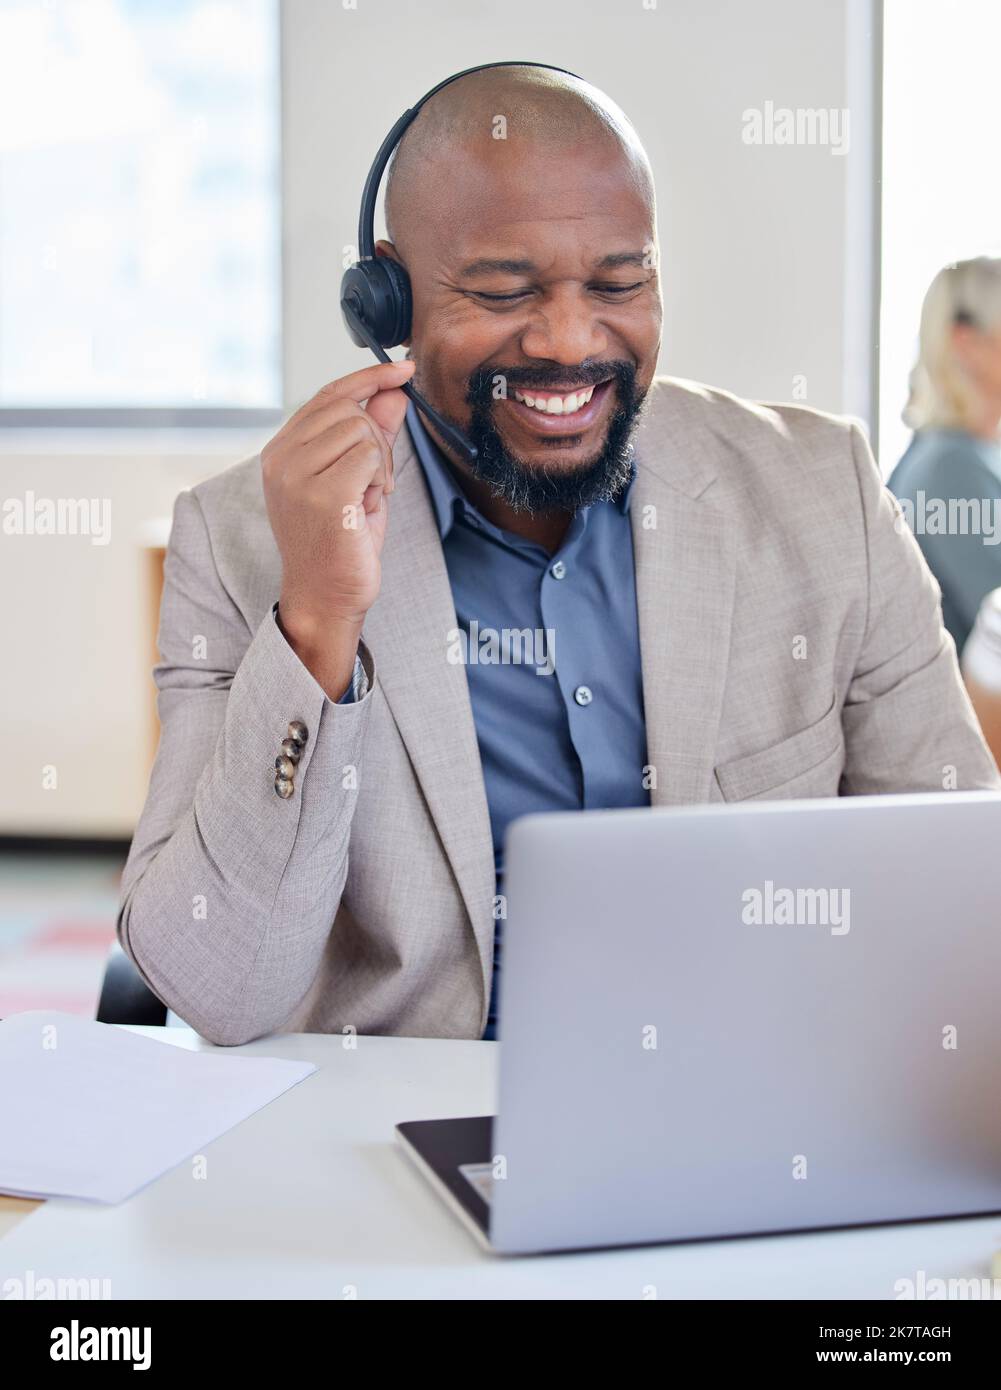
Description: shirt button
550,560,567,580
574,685,593,707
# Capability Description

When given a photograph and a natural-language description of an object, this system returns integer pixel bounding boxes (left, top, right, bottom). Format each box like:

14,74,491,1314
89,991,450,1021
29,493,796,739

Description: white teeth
513,385,596,415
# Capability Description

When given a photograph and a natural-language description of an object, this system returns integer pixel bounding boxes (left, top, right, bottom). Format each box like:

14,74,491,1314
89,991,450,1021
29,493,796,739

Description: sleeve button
274,775,294,799
287,719,309,746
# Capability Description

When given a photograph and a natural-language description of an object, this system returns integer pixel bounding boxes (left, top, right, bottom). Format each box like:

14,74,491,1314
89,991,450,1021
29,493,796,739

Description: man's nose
519,285,609,365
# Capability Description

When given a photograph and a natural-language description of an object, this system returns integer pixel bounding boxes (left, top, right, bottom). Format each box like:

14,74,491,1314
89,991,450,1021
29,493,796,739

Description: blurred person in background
889,255,1001,654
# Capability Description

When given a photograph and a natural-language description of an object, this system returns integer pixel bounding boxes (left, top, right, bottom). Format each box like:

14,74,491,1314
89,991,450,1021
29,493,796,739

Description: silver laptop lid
490,793,1001,1253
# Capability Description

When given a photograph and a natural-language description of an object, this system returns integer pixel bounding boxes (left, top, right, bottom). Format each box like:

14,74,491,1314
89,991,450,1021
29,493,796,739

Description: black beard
432,361,645,514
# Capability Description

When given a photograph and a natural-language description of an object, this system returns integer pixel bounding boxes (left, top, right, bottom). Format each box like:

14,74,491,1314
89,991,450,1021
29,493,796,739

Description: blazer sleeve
840,422,1001,794
116,486,374,1045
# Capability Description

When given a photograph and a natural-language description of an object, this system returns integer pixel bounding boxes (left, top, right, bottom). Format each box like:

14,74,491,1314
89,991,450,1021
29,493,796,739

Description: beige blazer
117,377,1000,1044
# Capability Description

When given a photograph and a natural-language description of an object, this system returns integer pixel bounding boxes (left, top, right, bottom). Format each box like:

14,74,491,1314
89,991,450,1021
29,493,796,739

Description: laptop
395,791,1001,1254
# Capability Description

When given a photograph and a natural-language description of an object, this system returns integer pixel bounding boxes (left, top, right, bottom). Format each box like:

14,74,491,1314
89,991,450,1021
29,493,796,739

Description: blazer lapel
361,425,496,1017
630,382,738,806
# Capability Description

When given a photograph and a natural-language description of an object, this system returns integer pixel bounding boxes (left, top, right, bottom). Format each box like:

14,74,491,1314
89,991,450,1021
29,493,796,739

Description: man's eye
468,281,646,304
592,282,645,295
470,289,533,303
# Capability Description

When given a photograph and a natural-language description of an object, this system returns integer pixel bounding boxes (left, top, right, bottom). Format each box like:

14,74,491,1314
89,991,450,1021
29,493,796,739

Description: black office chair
96,941,168,1025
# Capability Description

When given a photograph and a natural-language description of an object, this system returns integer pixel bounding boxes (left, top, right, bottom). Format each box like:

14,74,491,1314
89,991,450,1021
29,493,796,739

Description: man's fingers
335,433,390,490
293,396,363,448
263,361,418,508
334,439,391,515
268,359,415,448
292,409,394,490
294,389,407,491
361,482,386,517
364,381,411,459
310,359,416,414
280,405,394,494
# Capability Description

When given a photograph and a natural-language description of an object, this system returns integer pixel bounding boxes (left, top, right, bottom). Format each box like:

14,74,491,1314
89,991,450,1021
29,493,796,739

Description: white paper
0,1011,317,1204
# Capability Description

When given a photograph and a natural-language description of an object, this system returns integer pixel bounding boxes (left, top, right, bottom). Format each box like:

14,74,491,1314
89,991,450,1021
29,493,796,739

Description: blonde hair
904,255,1001,430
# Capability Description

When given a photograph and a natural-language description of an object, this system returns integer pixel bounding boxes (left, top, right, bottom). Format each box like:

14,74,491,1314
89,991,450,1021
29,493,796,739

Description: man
117,67,999,1046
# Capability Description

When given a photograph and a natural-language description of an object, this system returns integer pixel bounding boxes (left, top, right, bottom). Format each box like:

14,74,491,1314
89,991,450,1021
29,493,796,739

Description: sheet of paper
0,1011,316,1204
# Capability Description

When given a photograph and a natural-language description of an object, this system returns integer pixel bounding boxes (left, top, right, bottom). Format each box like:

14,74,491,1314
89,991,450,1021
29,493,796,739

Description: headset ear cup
379,256,413,347
339,259,413,350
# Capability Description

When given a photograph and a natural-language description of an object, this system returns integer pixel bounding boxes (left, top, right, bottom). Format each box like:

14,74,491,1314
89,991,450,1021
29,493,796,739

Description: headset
340,61,585,463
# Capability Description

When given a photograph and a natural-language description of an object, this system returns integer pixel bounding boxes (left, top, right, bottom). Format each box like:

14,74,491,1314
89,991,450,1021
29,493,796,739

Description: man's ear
374,240,412,347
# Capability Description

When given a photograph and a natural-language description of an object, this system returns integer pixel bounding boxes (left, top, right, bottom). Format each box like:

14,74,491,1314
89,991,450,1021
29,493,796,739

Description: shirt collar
406,401,637,543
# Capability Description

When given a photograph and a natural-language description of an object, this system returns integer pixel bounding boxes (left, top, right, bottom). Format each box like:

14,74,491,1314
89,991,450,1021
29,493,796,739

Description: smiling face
380,72,662,513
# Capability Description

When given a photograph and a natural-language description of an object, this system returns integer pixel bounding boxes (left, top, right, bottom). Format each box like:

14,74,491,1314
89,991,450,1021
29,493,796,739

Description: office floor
0,849,125,1019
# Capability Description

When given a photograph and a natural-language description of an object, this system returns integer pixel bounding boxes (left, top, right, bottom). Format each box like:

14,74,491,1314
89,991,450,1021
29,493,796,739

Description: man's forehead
418,154,653,265
433,198,654,269
448,134,646,196
402,134,651,244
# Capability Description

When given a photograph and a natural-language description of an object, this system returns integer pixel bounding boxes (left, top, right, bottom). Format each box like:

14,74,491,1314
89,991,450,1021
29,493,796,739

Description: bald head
384,65,654,249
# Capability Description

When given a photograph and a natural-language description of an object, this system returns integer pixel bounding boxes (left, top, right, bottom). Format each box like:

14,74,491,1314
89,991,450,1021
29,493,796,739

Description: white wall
879,0,1001,476
0,0,878,837
0,436,265,837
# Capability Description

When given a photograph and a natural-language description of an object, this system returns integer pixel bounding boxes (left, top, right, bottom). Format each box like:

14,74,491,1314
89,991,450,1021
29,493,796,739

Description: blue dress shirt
405,405,650,1038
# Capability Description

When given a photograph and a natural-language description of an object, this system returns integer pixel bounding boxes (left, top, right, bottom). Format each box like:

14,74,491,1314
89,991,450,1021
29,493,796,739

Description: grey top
888,428,1001,652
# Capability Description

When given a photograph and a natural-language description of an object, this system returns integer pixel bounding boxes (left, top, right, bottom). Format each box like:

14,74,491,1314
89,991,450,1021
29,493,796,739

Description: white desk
1,1025,999,1299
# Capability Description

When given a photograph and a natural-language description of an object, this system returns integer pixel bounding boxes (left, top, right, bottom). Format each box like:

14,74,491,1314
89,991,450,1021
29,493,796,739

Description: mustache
465,360,636,406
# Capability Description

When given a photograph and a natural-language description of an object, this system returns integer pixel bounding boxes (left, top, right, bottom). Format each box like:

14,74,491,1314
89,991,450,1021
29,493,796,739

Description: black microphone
340,298,478,464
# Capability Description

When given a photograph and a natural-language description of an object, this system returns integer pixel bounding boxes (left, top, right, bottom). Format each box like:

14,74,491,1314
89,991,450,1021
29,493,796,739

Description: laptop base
395,1116,495,1252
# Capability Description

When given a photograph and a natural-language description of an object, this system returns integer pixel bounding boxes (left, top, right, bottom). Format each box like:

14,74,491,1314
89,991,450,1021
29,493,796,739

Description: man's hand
262,359,415,698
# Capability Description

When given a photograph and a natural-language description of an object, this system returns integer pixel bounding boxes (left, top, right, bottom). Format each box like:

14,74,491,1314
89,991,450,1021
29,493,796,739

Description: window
880,0,1001,474
0,0,281,424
